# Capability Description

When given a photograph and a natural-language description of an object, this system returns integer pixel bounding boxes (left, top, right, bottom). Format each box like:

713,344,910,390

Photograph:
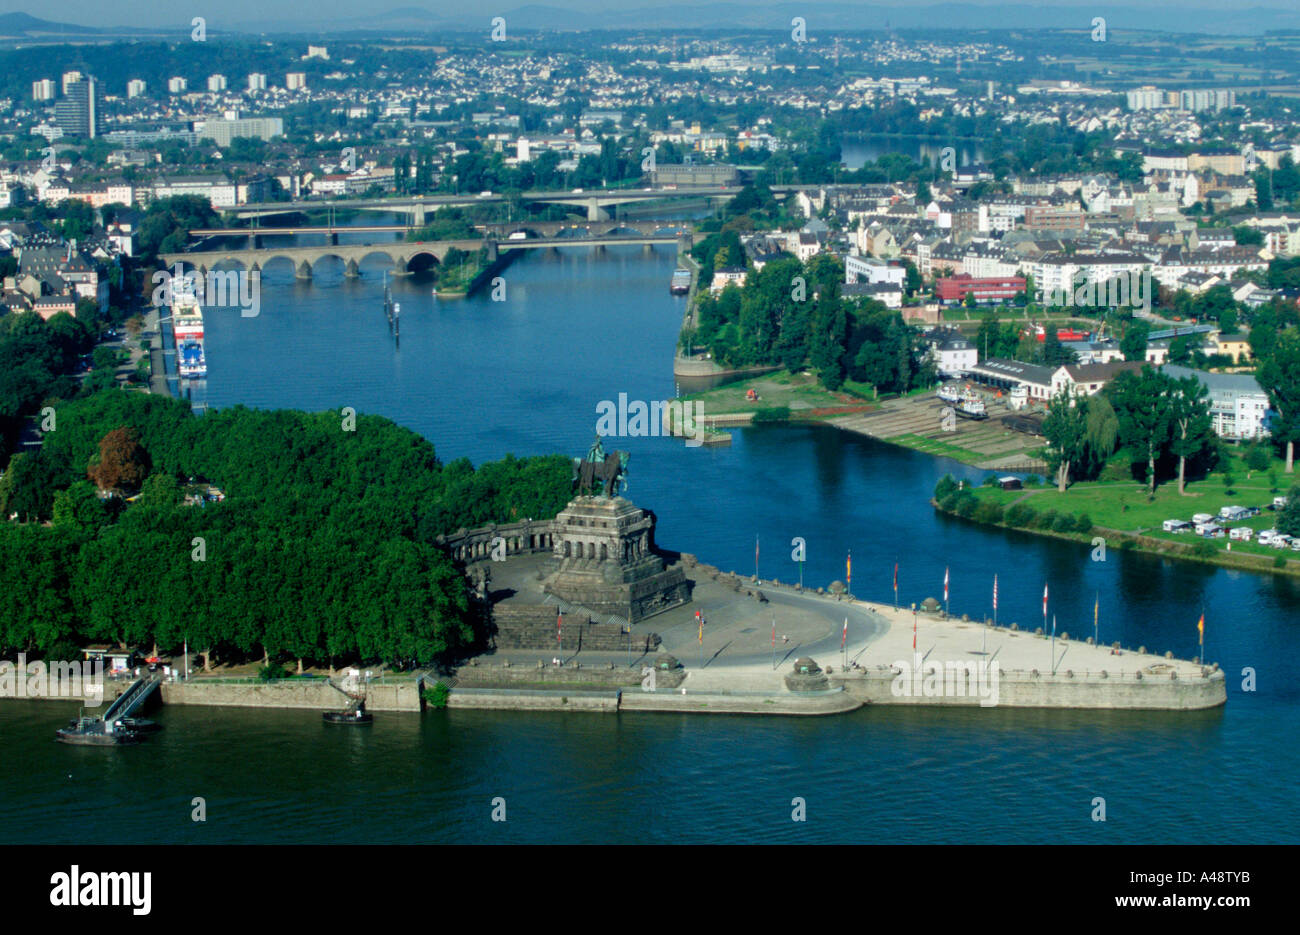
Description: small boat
955,392,989,420
116,717,162,733
56,716,142,746
323,707,373,725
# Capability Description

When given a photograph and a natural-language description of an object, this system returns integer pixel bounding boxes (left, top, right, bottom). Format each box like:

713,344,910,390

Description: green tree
1120,320,1150,362
1168,376,1213,495
1108,367,1174,496
1257,330,1300,473
1043,393,1090,491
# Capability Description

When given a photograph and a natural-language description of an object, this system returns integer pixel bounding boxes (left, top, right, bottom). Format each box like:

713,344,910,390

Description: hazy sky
0,0,1275,31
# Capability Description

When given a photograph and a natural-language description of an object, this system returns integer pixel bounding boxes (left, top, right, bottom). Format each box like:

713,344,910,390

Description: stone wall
491,604,660,653
834,667,1226,710
159,679,421,712
453,661,683,690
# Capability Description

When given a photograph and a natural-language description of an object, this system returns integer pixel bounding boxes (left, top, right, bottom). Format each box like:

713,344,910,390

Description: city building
650,163,737,187
248,73,267,92
197,116,284,147
32,79,56,102
207,74,227,92
168,77,188,94
934,273,1026,305
54,76,102,139
61,71,83,96
127,79,146,98
1163,365,1271,440
286,72,307,91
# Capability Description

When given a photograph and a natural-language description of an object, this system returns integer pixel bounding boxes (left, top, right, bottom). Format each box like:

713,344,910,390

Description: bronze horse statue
572,450,629,498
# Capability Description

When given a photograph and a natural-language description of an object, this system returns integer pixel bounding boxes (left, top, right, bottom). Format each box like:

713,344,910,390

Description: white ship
173,291,206,379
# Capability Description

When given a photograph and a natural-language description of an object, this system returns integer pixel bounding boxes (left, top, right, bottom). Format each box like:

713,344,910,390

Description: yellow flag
1197,614,1204,639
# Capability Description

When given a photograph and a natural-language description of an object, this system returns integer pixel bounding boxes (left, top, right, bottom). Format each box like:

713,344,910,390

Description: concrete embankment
159,679,421,712
835,667,1225,711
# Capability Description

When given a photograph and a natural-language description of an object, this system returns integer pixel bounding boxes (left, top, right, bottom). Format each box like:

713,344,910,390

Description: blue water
5,244,1297,844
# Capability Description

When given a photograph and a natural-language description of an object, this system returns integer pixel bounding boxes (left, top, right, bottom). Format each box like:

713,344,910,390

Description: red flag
944,566,949,602
893,562,898,591
1043,583,1048,620
771,619,776,648
993,574,998,610
841,618,848,648
912,613,917,651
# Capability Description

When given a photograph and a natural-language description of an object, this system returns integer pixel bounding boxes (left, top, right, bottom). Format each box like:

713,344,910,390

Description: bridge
228,186,740,223
102,674,162,725
161,231,698,280
188,219,693,248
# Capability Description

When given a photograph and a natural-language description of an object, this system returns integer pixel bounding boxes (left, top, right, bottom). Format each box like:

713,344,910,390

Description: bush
939,492,959,512
422,683,450,708
934,474,958,500
1098,455,1132,483
1075,513,1094,534
981,474,999,487
1245,443,1272,472
1023,474,1042,487
954,492,978,518
973,500,1004,524
752,406,791,423
1006,504,1037,527
1052,513,1077,533
1191,539,1218,558
1036,509,1058,530
1275,554,1288,569
258,663,290,681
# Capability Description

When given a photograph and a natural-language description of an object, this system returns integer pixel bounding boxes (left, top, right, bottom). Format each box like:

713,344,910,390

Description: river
4,240,1297,844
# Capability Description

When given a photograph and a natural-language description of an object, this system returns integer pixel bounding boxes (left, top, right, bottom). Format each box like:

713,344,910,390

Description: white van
1229,527,1253,541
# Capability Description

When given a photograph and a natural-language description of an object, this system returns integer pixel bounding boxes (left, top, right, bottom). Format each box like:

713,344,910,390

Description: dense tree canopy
0,392,572,668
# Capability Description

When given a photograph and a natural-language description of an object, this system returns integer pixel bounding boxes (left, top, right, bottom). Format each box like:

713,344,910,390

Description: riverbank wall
158,679,421,712
833,666,1226,710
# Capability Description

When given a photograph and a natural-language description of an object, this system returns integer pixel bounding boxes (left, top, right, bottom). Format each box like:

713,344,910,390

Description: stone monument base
543,496,691,623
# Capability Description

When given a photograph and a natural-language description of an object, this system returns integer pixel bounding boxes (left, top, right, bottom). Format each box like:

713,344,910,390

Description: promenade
461,552,1226,713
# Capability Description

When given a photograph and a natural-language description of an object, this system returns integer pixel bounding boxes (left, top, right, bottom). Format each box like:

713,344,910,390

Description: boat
178,339,206,379
116,717,162,733
323,706,373,725
670,268,691,295
955,391,989,420
937,385,963,405
173,291,207,379
323,668,372,723
56,716,142,746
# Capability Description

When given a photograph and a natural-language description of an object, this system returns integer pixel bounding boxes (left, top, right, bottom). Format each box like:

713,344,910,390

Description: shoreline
931,497,1300,579
7,575,1224,717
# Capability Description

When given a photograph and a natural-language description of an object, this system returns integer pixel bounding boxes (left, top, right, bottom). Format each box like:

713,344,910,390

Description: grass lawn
682,371,872,415
954,451,1299,567
894,433,989,463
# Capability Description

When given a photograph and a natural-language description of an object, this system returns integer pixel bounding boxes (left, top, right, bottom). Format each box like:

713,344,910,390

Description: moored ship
670,268,691,295
172,291,207,379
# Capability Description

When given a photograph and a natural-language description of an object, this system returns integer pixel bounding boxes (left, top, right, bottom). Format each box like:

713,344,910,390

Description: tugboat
56,715,142,746
955,390,989,420
323,668,373,724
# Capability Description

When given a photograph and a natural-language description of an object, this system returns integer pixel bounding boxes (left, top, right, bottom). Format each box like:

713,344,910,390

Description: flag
697,609,703,645
1094,593,1099,630
1051,614,1056,638
771,619,776,648
755,534,759,567
841,617,848,648
912,613,917,651
944,566,949,602
846,551,852,588
557,609,563,646
1043,583,1048,619
993,574,998,611
893,562,898,594
1197,613,1204,641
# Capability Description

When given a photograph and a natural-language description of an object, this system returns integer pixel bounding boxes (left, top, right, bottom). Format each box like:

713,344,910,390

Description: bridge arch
405,251,441,275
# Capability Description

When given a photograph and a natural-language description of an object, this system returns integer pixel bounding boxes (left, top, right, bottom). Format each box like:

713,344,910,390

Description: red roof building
934,273,1027,305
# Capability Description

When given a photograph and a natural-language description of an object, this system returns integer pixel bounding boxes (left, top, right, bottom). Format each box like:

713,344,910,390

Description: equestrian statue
571,435,630,498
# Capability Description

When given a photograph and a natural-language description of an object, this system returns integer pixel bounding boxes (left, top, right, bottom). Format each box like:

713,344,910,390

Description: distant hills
0,12,99,36
4,2,1300,39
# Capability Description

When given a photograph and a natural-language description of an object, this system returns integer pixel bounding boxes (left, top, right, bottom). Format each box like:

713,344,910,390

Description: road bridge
188,219,693,247
161,232,698,280
228,186,739,223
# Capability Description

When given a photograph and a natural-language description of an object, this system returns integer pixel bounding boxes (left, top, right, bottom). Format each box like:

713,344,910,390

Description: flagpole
1051,614,1056,674
755,534,759,581
1094,590,1099,648
772,616,776,670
